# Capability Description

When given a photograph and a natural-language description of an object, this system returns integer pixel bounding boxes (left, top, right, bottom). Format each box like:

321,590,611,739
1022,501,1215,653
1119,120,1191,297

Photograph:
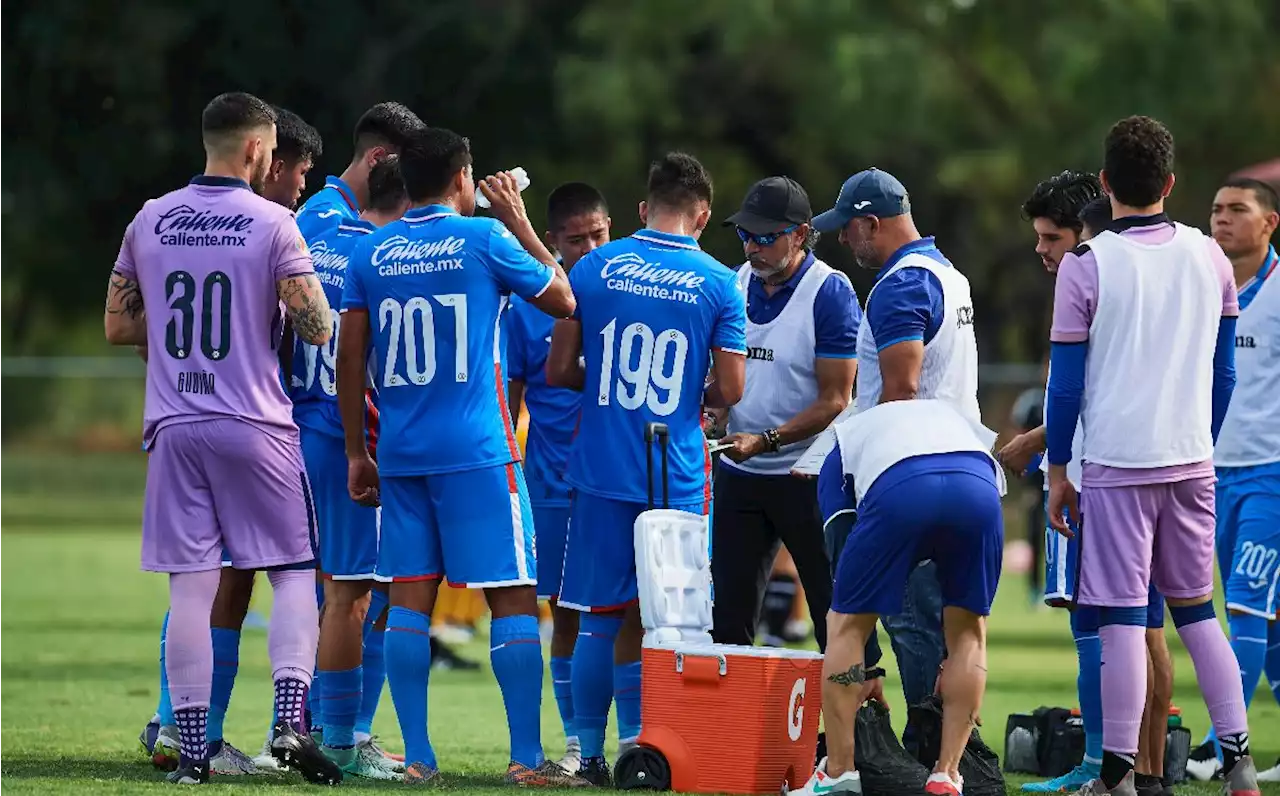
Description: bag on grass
906,695,1006,796
852,701,930,796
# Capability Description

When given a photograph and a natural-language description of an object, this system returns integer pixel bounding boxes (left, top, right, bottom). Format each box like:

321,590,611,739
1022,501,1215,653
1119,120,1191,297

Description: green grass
2,452,1278,794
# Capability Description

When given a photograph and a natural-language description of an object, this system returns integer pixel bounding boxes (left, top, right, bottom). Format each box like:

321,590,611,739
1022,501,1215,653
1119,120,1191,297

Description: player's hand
348,454,381,507
720,432,767,463
859,676,889,710
1046,465,1079,537
996,430,1044,474
478,171,529,226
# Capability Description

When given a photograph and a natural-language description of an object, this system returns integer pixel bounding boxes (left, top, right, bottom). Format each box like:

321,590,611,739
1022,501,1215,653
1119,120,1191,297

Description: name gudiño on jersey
370,235,466,276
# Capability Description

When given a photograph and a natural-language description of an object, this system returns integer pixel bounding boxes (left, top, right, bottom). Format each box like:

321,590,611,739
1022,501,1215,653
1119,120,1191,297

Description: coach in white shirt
812,168,979,732
710,177,861,654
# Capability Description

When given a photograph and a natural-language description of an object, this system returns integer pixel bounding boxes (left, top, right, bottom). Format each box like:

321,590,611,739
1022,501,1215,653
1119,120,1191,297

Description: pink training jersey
1051,214,1238,487
114,176,315,448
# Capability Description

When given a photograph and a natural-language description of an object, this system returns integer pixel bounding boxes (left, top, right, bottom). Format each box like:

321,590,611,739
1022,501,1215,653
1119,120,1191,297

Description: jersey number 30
598,319,688,417
165,270,231,360
379,295,469,387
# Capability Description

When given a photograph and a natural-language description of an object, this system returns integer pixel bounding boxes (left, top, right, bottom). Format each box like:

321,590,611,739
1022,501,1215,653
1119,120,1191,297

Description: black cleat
577,756,612,787
165,760,210,785
270,720,343,785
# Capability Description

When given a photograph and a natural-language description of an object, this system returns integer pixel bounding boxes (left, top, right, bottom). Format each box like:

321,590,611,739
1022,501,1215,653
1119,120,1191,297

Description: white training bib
1215,251,1280,467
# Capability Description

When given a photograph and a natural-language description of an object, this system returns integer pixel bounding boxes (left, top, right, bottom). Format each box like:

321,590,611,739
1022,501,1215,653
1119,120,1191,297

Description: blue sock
321,666,362,749
1071,606,1103,766
550,656,576,742
308,669,324,733
207,628,241,743
157,611,175,725
1267,620,1280,706
613,661,642,744
572,615,621,760
385,607,436,768
490,615,545,768
1229,612,1268,708
357,634,386,738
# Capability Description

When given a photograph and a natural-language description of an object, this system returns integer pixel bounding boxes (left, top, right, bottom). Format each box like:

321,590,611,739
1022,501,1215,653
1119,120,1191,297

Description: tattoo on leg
827,663,866,687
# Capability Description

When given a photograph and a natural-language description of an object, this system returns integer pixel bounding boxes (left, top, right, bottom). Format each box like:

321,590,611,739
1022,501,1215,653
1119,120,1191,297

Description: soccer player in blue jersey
336,127,580,786
262,107,323,210
296,102,425,241
546,152,748,786
291,156,410,779
507,182,611,774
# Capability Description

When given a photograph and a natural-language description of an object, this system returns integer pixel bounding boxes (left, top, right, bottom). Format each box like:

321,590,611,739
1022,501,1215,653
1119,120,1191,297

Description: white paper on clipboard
789,401,859,477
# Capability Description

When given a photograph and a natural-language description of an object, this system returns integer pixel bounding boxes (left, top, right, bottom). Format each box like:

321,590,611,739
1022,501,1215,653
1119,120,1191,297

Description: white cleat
1258,757,1280,782
786,758,862,796
1184,754,1222,781
251,739,284,773
558,738,583,775
210,740,260,775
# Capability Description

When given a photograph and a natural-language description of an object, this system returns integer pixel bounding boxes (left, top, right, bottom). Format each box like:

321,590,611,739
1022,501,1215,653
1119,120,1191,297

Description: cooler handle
675,651,727,676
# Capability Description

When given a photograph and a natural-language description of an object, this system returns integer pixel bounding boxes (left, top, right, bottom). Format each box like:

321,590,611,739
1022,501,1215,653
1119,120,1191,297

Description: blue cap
812,168,911,232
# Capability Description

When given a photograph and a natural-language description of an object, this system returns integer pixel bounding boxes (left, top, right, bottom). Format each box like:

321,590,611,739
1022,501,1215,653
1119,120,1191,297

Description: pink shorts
1077,476,1216,607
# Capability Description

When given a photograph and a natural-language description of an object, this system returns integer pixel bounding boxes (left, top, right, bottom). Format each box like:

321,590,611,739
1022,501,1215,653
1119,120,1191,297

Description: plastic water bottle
475,167,530,209
1006,726,1038,773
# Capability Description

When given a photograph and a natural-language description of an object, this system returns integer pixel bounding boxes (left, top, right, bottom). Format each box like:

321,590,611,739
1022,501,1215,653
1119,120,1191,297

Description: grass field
2,451,1278,794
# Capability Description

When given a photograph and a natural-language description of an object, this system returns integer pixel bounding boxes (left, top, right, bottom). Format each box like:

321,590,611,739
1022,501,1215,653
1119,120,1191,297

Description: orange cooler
633,641,823,794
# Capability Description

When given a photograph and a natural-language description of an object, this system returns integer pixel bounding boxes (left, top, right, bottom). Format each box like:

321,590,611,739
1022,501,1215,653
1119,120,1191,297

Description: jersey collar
1106,212,1170,233
876,236,938,282
632,228,701,251
323,176,359,212
190,175,250,190
404,204,457,221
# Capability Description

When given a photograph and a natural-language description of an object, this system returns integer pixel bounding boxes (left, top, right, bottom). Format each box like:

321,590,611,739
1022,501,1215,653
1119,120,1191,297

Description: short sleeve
484,222,554,299
1206,237,1239,317
114,215,140,279
711,277,748,354
270,216,315,281
506,305,529,380
341,239,371,312
1050,250,1098,343
865,267,943,350
813,274,862,358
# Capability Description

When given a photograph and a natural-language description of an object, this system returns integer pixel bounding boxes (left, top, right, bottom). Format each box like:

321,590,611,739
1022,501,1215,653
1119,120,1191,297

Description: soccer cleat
1221,755,1262,796
1258,757,1280,782
576,756,613,787
147,724,181,771
784,759,862,796
1067,772,1137,795
338,739,404,780
403,761,442,785
505,760,590,787
557,738,582,775
251,739,284,772
1022,761,1102,791
209,740,259,775
1132,774,1167,796
165,761,210,785
1187,740,1224,781
925,771,964,796
269,721,343,785
360,736,406,772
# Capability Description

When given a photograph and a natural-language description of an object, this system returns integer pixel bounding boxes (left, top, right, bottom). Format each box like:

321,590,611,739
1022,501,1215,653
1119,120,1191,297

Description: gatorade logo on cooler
787,678,805,741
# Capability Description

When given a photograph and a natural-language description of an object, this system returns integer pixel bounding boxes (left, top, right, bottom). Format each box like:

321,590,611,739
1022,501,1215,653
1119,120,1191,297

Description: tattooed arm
277,274,332,346
104,269,148,346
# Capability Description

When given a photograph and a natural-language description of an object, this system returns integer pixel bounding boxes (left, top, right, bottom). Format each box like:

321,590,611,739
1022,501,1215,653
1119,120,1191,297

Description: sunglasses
735,224,797,247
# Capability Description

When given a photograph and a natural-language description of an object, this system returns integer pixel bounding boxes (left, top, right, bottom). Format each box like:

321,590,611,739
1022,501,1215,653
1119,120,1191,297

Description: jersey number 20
598,318,688,417
379,295,469,387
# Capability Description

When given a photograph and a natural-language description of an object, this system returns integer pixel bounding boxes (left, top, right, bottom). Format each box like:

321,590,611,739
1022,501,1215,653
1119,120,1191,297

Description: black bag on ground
906,695,1006,796
1036,707,1085,778
852,701,930,796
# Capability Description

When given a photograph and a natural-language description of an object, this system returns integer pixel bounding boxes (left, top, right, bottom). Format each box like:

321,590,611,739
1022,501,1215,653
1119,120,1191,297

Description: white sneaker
924,771,964,795
1184,754,1222,781
252,739,284,772
210,741,259,775
558,737,582,774
784,758,862,796
1256,757,1280,783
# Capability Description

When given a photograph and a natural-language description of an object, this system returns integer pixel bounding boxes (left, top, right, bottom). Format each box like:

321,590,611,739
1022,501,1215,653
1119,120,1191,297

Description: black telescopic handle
644,422,670,509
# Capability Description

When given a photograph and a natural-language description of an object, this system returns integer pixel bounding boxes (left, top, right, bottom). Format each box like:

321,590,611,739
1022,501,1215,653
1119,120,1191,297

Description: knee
485,585,538,619
1165,593,1213,609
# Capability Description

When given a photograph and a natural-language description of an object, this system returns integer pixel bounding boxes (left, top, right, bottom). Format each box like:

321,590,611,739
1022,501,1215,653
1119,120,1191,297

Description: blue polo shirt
865,237,950,350
742,252,862,357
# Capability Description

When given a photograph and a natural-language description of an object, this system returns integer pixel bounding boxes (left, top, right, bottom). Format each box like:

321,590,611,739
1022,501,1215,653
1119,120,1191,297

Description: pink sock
1177,617,1248,737
267,570,318,683
166,570,221,710
1099,623,1146,755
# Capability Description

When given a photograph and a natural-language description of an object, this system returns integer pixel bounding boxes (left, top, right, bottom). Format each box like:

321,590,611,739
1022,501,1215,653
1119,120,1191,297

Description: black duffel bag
906,695,1006,796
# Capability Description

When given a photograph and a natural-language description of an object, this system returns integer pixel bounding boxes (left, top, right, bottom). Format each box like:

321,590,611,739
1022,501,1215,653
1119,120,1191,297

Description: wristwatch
761,428,781,452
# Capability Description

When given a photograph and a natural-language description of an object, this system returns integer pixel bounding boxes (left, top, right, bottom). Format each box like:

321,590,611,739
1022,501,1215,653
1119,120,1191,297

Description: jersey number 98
598,319,688,417
379,295,469,388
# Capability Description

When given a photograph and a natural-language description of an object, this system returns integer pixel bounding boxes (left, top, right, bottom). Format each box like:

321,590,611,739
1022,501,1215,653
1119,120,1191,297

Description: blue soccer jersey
291,220,374,438
342,205,555,477
297,176,360,243
565,230,747,505
507,295,581,507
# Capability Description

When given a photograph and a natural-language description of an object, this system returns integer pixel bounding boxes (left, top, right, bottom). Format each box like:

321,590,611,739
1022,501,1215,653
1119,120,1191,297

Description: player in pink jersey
1045,116,1259,796
105,92,340,787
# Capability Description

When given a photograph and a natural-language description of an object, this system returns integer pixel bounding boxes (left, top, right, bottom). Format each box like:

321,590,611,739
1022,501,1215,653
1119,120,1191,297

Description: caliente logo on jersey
600,251,703,305
371,234,466,277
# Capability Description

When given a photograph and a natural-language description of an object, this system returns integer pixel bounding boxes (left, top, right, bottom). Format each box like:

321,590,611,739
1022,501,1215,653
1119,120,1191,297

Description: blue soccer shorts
1215,463,1280,619
1043,489,1082,606
534,502,572,601
559,491,706,613
834,452,1004,617
377,462,536,588
300,427,380,580
1145,581,1166,628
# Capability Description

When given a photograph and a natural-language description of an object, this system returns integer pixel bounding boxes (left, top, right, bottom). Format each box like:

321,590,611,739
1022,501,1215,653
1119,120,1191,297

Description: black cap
722,177,813,235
